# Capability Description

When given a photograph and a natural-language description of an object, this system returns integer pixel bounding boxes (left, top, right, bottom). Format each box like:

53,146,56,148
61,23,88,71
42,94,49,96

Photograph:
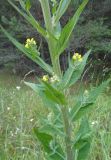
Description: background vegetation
0,0,111,81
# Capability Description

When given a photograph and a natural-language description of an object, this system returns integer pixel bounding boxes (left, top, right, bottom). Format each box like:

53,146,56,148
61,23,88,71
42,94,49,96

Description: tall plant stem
39,0,61,77
61,107,74,160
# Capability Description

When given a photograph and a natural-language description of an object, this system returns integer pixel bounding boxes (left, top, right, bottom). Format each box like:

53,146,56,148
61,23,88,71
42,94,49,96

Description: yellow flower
75,53,79,57
30,38,36,44
78,57,83,62
42,75,49,82
25,38,36,48
25,43,29,48
26,38,31,43
78,54,82,59
72,52,83,62
72,55,77,60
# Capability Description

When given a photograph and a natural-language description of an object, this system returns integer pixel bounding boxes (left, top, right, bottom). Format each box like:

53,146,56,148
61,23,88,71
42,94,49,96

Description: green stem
39,0,61,77
61,107,74,160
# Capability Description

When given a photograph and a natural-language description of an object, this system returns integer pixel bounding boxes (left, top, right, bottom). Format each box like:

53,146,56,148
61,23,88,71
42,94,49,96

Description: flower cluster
72,53,83,62
42,74,60,83
50,74,60,83
42,75,49,82
25,38,36,48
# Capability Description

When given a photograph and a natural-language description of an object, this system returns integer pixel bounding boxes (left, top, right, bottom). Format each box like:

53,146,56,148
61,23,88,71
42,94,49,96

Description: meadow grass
0,71,111,160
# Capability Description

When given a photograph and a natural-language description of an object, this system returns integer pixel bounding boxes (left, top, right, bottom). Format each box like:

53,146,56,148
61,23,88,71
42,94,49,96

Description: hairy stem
39,0,61,77
61,107,74,160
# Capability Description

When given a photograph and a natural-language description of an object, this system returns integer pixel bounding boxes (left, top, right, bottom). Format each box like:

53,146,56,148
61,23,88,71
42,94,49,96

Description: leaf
73,118,91,160
42,81,67,105
61,50,91,89
8,0,47,38
39,111,64,137
40,124,65,137
34,128,64,160
25,0,31,11
53,21,62,39
77,142,90,160
0,25,53,74
24,81,58,112
75,118,91,141
34,128,53,152
24,81,67,105
54,0,72,24
70,78,111,121
56,0,88,57
72,103,93,121
86,79,111,103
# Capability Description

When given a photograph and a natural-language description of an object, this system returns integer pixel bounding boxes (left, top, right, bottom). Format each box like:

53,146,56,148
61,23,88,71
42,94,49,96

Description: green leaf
86,79,111,103
0,25,53,74
56,0,88,57
40,124,65,137
8,0,47,38
70,78,111,121
34,128,53,152
34,128,64,160
77,142,90,160
39,111,64,137
74,118,91,143
25,0,31,11
24,81,58,112
42,81,67,105
73,118,91,160
24,81,67,105
72,103,93,121
54,0,72,24
53,21,62,39
61,50,91,89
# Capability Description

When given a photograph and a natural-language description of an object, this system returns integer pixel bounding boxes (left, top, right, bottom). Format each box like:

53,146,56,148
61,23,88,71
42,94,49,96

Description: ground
0,69,111,160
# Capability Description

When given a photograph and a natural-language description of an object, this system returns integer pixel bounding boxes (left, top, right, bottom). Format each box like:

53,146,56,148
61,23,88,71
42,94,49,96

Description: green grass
0,71,111,160
90,94,111,160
